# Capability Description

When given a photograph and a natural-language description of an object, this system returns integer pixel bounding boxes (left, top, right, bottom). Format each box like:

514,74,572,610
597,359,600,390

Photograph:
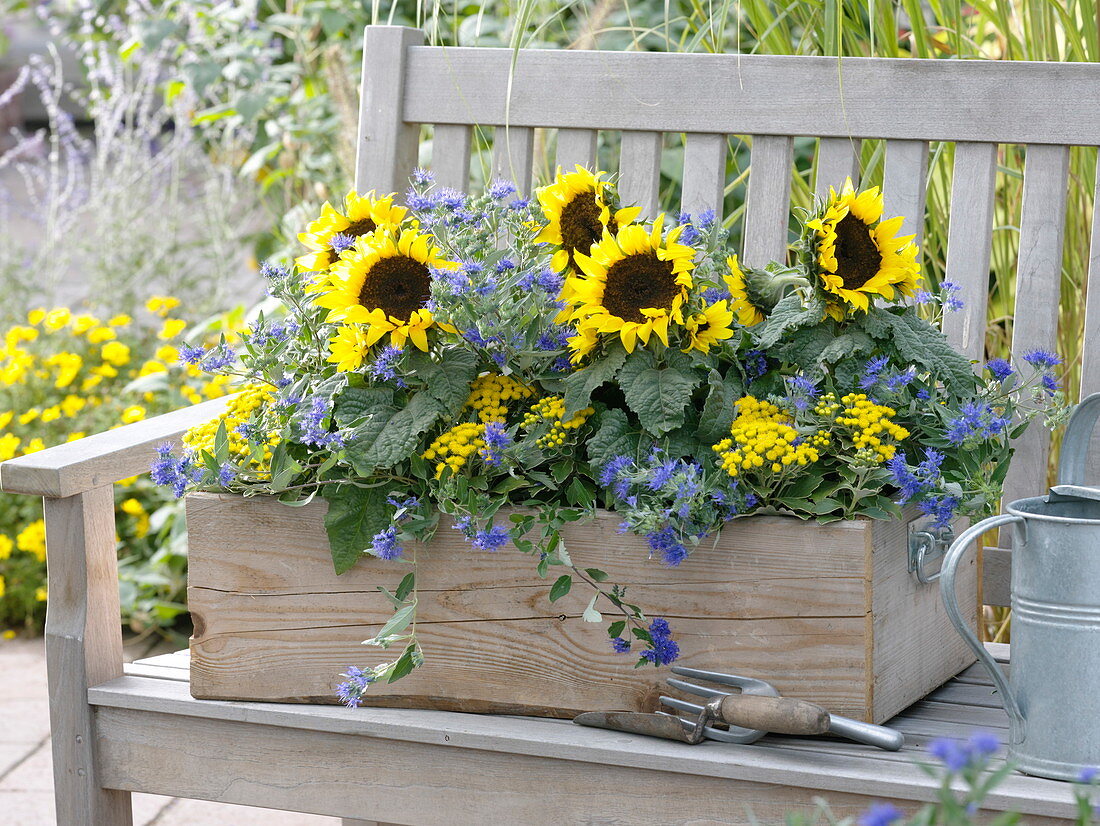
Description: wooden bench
5,24,1100,824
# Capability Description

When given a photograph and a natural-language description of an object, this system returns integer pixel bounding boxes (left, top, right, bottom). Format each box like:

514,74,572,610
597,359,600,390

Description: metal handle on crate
908,522,955,584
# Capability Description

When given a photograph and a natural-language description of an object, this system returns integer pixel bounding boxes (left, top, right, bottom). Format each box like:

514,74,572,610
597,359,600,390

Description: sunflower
566,326,599,365
314,229,457,352
683,300,735,354
565,215,696,354
805,179,920,313
535,166,641,274
327,325,371,372
724,255,767,327
295,190,409,273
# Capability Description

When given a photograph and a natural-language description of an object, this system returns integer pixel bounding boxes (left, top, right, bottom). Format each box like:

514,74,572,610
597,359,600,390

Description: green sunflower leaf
334,386,395,428
563,342,628,416
322,483,391,574
697,369,743,444
408,348,479,418
587,408,639,470
618,350,700,436
344,392,443,474
753,294,823,350
872,309,978,396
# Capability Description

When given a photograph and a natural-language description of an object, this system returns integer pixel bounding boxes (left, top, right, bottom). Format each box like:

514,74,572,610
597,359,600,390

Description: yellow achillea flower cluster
713,396,825,477
422,422,486,478
183,385,279,470
832,393,909,464
520,396,594,449
464,373,533,423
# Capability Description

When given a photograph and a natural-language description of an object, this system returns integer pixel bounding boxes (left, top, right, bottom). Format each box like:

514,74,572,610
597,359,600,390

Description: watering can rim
1005,493,1100,526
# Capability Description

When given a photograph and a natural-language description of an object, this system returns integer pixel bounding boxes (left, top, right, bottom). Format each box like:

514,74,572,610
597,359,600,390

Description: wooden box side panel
187,493,872,717
870,512,978,722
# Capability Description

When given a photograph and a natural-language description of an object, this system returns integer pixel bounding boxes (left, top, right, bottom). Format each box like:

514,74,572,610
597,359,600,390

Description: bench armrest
0,396,231,498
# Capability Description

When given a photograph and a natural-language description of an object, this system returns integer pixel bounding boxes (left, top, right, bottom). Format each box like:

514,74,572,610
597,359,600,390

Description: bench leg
45,489,133,825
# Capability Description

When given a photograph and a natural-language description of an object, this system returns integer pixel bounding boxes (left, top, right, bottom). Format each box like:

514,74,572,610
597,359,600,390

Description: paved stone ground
0,636,344,825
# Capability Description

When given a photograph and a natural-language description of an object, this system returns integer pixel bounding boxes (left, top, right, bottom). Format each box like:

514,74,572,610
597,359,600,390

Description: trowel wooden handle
717,694,830,735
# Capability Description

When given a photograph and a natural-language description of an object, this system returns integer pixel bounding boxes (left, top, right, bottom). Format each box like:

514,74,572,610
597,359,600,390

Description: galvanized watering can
941,392,1100,781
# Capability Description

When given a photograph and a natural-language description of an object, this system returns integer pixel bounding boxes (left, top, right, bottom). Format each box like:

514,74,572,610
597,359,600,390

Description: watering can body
941,393,1100,781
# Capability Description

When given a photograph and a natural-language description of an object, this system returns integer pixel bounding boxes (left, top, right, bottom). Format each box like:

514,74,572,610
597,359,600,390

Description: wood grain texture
870,513,977,722
429,123,471,190
1002,144,1070,513
0,396,230,497
815,137,860,199
401,44,1100,145
680,132,727,219
356,26,423,194
45,488,133,825
187,494,975,723
743,135,793,266
555,128,598,171
618,131,663,218
941,143,999,362
492,125,535,194
89,669,1077,822
882,140,930,262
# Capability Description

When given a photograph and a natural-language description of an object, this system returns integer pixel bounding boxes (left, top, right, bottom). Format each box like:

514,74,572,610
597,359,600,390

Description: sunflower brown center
601,252,678,323
357,255,432,322
560,191,617,266
833,212,882,291
344,217,378,238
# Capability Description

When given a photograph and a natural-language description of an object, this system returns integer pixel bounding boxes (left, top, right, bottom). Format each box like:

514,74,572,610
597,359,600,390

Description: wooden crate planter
187,491,978,723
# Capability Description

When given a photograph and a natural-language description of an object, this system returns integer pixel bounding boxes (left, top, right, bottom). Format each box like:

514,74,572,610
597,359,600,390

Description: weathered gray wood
0,396,230,498
882,140,930,261
429,123,471,191
88,667,1077,821
743,135,793,266
617,130,663,218
680,132,726,219
357,27,423,194
814,137,860,199
491,125,535,194
982,546,1013,607
402,46,1100,145
555,128,598,171
1003,144,1070,511
1083,154,1100,396
46,487,132,826
942,143,999,362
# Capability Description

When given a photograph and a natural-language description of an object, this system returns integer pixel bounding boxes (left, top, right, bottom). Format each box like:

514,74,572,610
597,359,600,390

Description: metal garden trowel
574,665,905,751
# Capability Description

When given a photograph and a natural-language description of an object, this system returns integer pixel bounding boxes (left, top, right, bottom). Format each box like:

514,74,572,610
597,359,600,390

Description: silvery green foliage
0,35,264,322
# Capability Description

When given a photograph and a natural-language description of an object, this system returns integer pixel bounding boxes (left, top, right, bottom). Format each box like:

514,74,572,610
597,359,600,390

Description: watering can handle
1058,392,1100,487
940,513,1026,743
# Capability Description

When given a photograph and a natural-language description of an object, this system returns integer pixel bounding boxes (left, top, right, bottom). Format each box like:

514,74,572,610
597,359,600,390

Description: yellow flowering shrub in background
0,297,236,638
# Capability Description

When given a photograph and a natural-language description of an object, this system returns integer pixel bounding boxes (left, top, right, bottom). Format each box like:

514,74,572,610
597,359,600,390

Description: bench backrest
356,25,1100,605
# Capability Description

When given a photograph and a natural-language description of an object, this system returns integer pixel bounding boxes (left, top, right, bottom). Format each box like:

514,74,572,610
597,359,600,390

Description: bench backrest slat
431,123,473,191
941,143,999,362
814,137,861,200
882,139,931,259
618,131,663,220
743,135,794,267
556,128,599,172
357,25,1100,605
